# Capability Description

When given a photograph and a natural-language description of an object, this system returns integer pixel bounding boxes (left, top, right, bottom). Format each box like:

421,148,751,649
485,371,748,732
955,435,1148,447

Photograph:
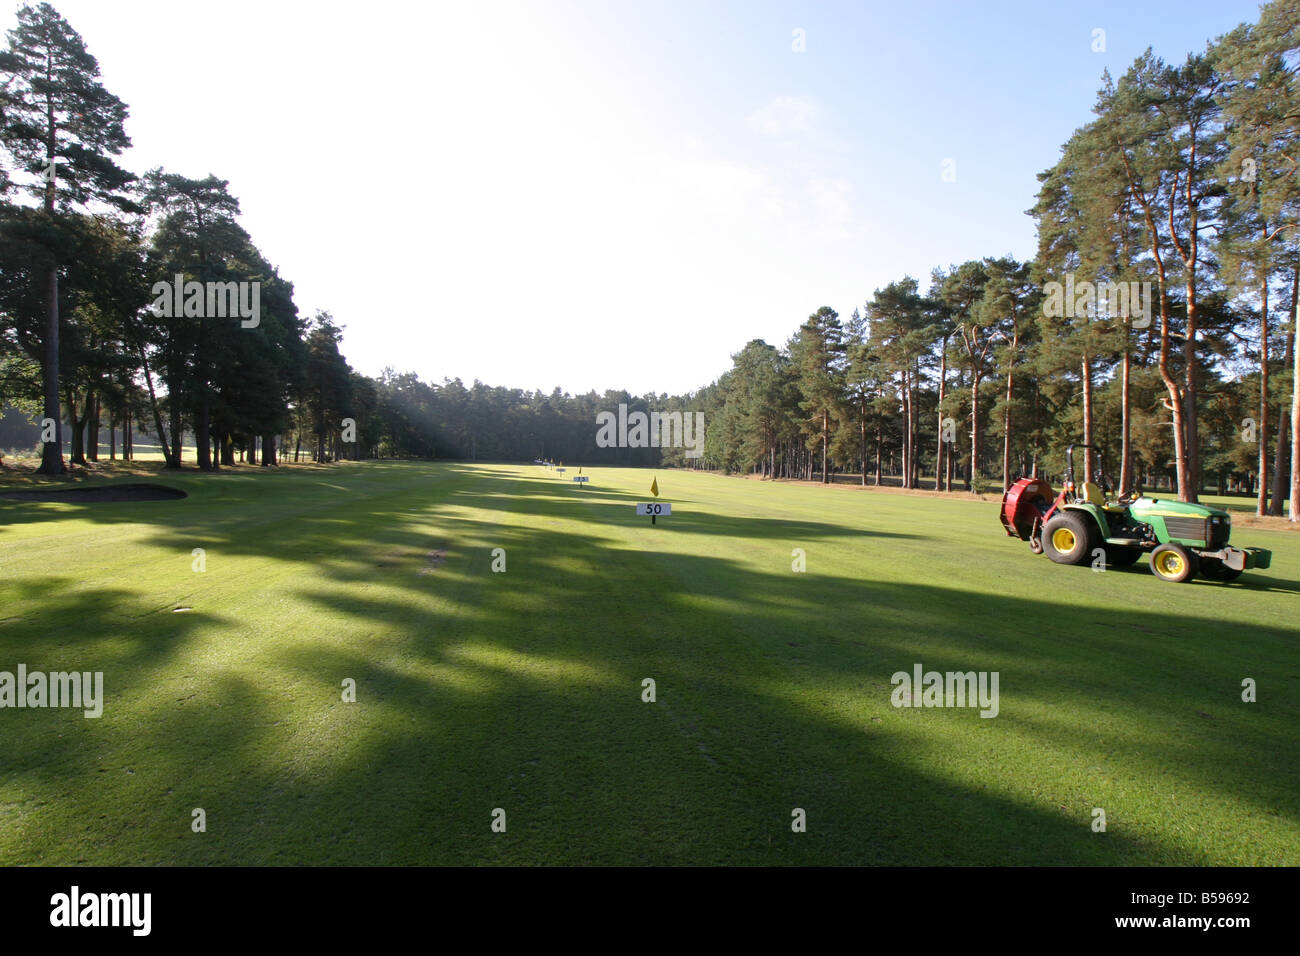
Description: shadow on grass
1101,559,1299,593
1,461,1295,865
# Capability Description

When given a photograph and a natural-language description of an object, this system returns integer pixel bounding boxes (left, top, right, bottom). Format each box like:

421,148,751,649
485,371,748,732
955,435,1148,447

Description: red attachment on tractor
1000,477,1055,540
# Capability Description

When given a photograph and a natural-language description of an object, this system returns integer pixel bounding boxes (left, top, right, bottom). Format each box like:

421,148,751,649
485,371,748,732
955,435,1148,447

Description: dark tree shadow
1,461,1295,865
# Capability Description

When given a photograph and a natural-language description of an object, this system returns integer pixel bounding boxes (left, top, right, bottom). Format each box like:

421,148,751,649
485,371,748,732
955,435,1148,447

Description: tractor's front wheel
1042,513,1096,566
1150,543,1198,583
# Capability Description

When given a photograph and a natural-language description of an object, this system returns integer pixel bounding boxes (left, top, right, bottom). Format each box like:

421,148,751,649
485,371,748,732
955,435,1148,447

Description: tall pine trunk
1258,277,1270,516
874,415,883,486
821,410,829,484
1120,149,1189,500
37,88,64,476
38,266,65,473
1120,347,1132,496
1273,349,1293,516
859,397,867,486
1182,200,1202,502
67,389,85,464
1081,353,1094,483
168,392,183,469
904,369,915,489
1001,339,1016,491
166,322,183,468
1291,284,1300,520
88,391,100,461
138,347,175,467
1156,273,1191,501
197,397,214,470
910,361,920,489
1271,267,1297,516
936,335,948,492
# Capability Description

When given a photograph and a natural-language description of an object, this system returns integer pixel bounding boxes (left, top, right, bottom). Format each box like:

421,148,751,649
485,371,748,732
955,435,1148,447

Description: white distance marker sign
635,502,671,516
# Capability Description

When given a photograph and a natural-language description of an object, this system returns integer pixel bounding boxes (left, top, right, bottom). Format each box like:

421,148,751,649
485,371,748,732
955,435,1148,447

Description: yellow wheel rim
1156,551,1184,576
1051,528,1076,552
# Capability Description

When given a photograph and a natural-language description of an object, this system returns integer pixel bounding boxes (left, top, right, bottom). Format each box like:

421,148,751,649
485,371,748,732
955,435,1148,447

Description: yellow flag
650,476,659,497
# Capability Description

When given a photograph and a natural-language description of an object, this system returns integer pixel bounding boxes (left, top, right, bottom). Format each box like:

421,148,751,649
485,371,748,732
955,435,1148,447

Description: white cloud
746,96,821,137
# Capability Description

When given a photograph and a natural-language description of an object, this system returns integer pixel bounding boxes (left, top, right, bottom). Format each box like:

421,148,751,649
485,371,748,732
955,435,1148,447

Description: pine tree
0,2,135,473
788,307,847,483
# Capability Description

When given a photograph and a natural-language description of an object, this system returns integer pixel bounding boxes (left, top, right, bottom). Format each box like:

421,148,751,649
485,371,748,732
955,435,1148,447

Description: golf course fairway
1,461,1295,865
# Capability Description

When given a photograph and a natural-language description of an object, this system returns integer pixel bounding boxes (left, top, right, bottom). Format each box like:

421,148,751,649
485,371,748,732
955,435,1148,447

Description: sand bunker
0,483,188,503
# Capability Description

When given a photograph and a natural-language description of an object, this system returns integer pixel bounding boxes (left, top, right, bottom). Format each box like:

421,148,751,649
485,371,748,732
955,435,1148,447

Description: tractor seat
1080,482,1107,507
1081,480,1128,512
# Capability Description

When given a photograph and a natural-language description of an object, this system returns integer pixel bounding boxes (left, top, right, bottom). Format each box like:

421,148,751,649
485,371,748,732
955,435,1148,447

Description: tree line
2,2,1299,521
0,4,711,473
694,1,1300,519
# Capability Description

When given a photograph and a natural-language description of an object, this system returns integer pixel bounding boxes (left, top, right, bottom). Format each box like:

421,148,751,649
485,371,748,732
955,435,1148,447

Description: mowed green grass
0,460,1296,865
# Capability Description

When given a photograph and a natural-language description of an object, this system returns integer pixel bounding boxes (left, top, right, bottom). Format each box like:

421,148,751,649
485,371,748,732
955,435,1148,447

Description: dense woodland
2,2,1299,518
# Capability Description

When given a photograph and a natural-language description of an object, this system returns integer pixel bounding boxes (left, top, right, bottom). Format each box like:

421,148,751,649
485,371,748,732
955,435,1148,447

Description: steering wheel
1117,482,1143,507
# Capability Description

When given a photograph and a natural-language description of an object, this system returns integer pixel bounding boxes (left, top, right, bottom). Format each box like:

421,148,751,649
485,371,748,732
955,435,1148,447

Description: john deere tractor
1000,444,1272,583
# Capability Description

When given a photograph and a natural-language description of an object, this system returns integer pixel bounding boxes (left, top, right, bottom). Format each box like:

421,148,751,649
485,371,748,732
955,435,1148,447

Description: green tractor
1000,444,1272,583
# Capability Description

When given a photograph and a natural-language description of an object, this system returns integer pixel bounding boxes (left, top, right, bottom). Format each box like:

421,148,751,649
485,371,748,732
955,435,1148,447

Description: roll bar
1064,443,1103,491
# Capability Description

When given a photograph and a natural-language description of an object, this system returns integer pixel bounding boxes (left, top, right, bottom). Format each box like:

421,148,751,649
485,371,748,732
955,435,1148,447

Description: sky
12,0,1270,396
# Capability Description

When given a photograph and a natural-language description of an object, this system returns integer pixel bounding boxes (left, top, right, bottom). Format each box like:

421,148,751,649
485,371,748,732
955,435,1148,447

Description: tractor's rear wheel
1200,558,1243,582
1150,543,1198,583
1043,513,1096,566
1105,545,1142,568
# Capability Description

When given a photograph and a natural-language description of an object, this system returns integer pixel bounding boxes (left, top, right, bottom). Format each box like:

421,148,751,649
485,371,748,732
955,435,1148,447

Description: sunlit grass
0,460,1296,864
